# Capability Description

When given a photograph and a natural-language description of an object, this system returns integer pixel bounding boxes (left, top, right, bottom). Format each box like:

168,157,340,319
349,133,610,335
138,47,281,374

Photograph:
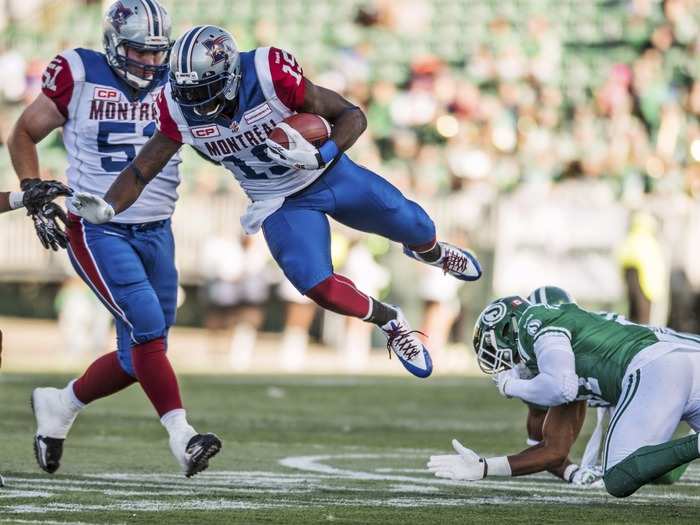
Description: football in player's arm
75,76,365,223
72,25,483,380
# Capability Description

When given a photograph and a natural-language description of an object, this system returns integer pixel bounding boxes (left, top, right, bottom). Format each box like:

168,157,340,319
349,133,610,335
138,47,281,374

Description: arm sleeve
41,55,74,118
504,333,579,407
154,89,183,144
267,47,306,111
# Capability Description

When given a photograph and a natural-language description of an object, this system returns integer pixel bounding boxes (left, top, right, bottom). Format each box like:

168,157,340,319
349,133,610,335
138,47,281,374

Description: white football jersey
155,46,323,202
42,48,181,223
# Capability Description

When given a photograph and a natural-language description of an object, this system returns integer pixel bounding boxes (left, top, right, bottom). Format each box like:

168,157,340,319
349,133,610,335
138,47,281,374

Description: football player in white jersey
72,25,483,379
8,0,221,477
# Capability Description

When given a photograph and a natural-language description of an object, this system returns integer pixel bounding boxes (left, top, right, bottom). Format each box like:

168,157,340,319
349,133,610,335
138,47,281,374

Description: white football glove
265,123,324,170
492,368,519,398
569,465,604,488
70,192,115,224
427,439,486,481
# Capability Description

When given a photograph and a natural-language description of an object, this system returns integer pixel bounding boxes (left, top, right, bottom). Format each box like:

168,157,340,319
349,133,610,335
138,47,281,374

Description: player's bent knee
414,212,436,244
394,202,436,247
603,460,641,498
119,293,168,343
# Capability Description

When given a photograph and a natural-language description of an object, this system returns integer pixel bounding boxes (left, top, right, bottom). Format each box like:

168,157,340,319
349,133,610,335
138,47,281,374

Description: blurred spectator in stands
200,233,272,370
55,276,111,356
0,45,26,104
337,237,390,372
278,278,317,372
417,263,462,365
618,212,668,324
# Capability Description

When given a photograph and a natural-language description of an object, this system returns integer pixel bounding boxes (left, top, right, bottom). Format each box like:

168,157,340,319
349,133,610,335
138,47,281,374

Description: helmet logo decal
482,302,507,326
202,35,231,67
110,1,134,34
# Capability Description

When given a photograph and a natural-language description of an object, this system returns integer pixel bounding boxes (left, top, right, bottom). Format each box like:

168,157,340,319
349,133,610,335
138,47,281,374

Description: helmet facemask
171,63,241,121
474,316,519,374
472,297,528,375
169,26,242,123
109,37,171,90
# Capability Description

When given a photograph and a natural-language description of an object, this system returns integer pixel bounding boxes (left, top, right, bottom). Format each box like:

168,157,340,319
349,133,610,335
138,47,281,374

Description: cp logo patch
482,303,507,326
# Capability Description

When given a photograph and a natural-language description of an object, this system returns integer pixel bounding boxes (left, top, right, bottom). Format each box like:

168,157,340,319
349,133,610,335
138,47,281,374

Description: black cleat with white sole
184,433,222,478
33,435,64,474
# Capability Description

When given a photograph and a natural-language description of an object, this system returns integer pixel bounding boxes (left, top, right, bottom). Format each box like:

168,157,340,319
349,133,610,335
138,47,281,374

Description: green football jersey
516,304,660,405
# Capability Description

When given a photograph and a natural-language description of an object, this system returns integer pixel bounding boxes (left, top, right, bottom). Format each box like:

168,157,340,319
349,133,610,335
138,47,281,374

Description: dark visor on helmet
170,72,230,107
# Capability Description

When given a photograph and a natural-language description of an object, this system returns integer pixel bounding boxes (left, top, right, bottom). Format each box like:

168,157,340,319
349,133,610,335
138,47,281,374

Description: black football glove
21,178,73,214
31,202,69,251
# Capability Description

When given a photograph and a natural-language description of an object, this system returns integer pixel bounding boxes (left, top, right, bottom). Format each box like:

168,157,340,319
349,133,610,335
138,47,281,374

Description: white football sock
161,408,195,438
62,380,85,413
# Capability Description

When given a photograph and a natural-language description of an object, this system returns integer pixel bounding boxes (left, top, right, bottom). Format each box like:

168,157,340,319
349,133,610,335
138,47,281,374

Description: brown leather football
267,113,331,149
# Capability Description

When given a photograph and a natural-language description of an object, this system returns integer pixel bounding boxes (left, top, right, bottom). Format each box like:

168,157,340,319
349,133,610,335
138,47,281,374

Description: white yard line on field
2,456,699,516
279,453,700,503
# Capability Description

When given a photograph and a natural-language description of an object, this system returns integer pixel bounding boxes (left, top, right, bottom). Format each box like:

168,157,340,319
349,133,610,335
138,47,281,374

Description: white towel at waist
240,197,286,234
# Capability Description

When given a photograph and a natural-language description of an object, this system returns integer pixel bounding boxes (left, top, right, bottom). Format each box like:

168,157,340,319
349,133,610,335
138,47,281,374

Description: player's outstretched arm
427,401,591,484
301,79,367,152
508,401,586,478
8,93,66,186
103,131,181,217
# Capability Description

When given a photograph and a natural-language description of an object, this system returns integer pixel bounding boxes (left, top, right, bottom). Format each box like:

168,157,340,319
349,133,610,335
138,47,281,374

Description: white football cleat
169,428,222,478
404,242,482,282
380,307,433,378
31,387,80,474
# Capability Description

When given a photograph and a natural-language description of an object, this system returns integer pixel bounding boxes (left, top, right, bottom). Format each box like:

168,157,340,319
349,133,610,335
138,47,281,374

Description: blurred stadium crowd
1,0,700,364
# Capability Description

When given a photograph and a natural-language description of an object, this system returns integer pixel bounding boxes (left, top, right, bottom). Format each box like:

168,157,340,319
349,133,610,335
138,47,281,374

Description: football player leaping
71,25,482,378
428,295,700,497
8,1,221,477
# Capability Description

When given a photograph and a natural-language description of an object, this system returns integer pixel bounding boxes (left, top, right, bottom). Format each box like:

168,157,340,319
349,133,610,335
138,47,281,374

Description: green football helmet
472,296,530,374
527,286,574,306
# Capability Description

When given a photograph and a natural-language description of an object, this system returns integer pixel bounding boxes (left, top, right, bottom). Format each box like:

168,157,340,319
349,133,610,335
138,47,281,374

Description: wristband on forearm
318,139,340,165
9,191,25,210
484,456,512,477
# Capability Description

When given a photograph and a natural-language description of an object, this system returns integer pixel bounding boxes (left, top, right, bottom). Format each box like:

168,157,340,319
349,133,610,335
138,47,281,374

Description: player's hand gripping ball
265,113,332,171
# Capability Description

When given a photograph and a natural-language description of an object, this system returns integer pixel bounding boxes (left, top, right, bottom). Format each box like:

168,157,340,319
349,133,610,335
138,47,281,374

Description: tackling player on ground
429,294,700,497
8,0,221,477
71,25,482,378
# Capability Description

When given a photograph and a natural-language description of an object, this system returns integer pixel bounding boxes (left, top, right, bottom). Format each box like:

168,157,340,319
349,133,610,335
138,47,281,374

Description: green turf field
1,373,699,524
